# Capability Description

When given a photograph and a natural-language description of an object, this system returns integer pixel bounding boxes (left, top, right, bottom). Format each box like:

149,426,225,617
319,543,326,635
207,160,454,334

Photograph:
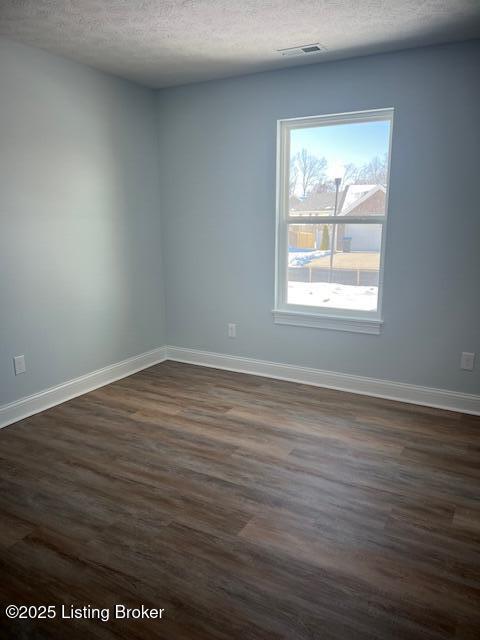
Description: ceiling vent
278,43,326,57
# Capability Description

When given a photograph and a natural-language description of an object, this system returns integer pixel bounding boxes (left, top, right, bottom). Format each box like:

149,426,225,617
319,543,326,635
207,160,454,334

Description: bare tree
342,162,359,185
357,153,388,185
294,148,327,198
314,178,335,193
289,158,299,196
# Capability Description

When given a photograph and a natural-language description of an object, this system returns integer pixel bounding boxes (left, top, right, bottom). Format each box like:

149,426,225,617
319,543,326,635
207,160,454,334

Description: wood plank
0,360,479,639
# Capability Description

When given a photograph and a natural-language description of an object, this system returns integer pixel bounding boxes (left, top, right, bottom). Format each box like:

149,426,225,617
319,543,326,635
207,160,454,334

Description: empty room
1,1,479,638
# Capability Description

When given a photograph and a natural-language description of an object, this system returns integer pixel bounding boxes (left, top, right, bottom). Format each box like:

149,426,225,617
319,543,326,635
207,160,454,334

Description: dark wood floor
0,361,479,639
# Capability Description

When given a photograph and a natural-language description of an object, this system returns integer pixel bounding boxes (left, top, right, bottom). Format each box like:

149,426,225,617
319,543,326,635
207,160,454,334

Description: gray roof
290,190,346,213
290,184,386,216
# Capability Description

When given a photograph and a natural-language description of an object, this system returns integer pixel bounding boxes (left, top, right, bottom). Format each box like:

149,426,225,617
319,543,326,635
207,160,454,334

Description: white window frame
273,108,394,334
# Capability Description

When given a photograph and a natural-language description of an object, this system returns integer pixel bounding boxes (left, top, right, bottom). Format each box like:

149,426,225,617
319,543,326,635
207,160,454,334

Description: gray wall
1,37,478,405
157,41,480,394
0,38,166,405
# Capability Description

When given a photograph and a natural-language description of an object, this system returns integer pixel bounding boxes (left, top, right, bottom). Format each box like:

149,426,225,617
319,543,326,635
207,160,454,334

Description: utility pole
329,177,342,282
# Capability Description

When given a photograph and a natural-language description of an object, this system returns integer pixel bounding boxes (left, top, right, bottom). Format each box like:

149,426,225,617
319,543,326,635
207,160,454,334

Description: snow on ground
288,250,330,267
288,282,378,311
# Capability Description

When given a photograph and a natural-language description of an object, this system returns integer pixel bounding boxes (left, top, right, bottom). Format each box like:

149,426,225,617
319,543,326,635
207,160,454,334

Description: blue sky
290,120,391,179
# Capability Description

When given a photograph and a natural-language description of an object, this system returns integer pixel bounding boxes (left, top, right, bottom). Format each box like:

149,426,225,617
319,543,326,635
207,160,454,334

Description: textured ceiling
1,1,480,88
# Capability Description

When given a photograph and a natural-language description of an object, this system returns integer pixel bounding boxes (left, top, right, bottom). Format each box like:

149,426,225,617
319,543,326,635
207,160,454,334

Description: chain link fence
288,266,379,286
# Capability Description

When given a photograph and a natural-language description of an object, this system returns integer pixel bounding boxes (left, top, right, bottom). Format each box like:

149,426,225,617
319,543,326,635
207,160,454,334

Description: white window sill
272,309,383,334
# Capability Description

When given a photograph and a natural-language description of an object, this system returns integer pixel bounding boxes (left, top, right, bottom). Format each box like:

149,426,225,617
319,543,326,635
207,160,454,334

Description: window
274,108,393,334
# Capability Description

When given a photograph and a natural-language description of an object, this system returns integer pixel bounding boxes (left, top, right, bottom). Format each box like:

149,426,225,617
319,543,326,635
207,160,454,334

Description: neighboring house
289,184,385,252
290,190,346,216
338,184,386,251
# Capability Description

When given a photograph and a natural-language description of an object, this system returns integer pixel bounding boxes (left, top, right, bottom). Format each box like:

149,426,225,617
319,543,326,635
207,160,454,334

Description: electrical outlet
460,352,475,371
13,355,26,375
228,323,236,338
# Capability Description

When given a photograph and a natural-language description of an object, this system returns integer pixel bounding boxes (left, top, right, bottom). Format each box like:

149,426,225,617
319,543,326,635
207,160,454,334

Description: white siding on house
344,224,382,251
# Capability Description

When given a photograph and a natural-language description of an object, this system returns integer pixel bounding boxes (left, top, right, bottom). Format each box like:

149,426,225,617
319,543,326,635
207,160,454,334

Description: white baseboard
1,344,478,429
166,346,480,416
0,346,167,429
